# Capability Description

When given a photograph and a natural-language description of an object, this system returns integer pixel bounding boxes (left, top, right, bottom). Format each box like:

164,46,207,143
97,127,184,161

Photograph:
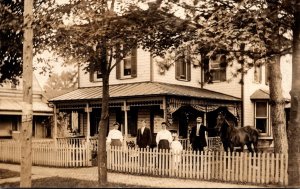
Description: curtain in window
71,111,79,132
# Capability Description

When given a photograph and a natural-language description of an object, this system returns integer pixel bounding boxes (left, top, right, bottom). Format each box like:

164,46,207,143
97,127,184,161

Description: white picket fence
0,140,288,186
107,147,288,186
0,140,91,167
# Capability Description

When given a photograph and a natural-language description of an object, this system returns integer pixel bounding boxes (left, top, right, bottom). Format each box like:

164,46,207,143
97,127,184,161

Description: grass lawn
0,176,148,188
0,168,20,179
0,168,148,188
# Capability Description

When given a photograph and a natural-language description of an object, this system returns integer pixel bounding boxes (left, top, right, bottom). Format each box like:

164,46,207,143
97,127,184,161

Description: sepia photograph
0,0,299,188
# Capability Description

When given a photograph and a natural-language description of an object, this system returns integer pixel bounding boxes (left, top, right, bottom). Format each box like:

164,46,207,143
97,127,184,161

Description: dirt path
0,163,272,188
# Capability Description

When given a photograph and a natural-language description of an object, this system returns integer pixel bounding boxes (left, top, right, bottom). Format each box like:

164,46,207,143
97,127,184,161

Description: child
170,134,183,170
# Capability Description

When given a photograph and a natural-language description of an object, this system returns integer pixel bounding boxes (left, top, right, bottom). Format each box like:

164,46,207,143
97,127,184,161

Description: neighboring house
0,75,53,139
49,48,291,151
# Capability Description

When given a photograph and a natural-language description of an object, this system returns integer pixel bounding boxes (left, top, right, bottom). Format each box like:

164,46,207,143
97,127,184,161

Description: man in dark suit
137,119,152,148
189,116,210,152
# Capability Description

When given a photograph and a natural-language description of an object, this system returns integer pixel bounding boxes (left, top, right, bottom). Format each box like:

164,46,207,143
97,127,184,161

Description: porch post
204,109,208,149
85,103,92,143
123,101,128,142
53,104,57,146
162,97,167,121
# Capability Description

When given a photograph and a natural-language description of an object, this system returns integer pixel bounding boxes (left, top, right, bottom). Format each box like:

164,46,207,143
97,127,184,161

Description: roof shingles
49,82,240,102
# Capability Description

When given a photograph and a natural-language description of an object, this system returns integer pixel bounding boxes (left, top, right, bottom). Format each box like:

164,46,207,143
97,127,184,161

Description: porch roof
49,82,240,102
0,99,53,115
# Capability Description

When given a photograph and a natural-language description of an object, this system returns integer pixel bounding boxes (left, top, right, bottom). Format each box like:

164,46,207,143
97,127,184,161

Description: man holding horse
189,116,210,152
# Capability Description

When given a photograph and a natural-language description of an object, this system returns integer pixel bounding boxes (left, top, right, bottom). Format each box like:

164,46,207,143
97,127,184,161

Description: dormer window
116,48,137,79
209,54,226,82
175,50,191,81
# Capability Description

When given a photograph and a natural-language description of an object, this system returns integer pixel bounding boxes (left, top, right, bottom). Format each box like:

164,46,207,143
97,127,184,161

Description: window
253,64,262,83
70,111,79,134
175,50,191,81
116,48,137,79
254,101,270,136
209,54,226,82
89,68,102,82
94,71,103,81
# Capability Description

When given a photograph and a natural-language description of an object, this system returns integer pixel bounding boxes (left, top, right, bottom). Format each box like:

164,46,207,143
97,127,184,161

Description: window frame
254,100,271,137
116,48,137,80
209,55,227,82
175,50,191,81
93,70,103,82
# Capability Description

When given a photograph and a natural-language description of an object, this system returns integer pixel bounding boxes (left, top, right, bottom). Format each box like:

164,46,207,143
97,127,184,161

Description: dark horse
215,112,260,153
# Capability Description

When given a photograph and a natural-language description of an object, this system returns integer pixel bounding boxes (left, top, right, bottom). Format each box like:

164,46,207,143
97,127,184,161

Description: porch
49,82,241,148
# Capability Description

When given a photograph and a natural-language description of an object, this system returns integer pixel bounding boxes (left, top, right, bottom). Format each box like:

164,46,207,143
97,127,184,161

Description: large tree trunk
268,56,288,154
20,0,33,187
288,6,300,186
98,73,109,185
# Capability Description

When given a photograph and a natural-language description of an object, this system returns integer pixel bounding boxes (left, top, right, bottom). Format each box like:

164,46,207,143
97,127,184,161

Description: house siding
79,49,151,87
75,47,292,151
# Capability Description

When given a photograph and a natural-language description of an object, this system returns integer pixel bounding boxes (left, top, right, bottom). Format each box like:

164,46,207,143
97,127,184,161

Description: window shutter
116,61,121,79
187,61,191,81
131,48,137,78
89,68,94,82
175,52,181,80
203,57,210,82
220,69,226,81
265,64,269,85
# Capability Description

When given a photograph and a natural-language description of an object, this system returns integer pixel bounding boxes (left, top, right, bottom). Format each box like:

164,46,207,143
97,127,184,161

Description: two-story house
0,75,53,139
49,49,291,151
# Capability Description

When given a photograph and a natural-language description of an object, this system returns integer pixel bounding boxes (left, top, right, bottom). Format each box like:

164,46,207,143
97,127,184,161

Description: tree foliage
43,71,78,99
0,0,23,84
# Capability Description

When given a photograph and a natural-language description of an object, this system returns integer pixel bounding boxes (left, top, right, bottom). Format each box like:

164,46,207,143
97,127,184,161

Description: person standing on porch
106,122,123,147
189,116,209,152
156,122,173,150
137,119,152,148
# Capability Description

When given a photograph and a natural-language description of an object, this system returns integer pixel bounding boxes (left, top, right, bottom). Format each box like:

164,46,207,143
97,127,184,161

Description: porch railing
54,137,220,151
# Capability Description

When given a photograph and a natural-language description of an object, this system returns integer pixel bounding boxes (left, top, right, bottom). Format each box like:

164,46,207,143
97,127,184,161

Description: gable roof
250,89,270,100
49,82,240,102
250,89,290,102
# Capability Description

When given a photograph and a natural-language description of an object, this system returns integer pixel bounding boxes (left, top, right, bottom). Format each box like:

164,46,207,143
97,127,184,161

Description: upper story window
175,50,191,81
253,64,262,83
116,48,137,79
209,54,227,82
254,101,270,136
90,69,102,82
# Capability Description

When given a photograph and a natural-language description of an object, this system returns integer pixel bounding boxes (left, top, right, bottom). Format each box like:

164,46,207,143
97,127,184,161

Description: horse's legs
229,143,234,153
246,143,253,153
240,145,244,152
253,141,258,153
222,141,229,152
